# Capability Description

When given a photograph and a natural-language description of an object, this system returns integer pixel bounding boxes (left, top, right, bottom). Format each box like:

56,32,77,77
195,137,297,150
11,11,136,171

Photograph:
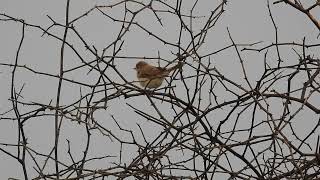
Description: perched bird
134,61,182,88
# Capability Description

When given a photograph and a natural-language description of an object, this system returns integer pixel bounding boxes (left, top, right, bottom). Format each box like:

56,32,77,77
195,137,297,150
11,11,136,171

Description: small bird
134,61,182,88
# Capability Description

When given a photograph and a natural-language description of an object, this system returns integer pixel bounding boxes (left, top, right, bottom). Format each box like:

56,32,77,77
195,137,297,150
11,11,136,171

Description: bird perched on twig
134,61,183,88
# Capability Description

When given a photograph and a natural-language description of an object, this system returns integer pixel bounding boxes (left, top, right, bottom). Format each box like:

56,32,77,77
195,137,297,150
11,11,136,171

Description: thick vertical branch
10,21,28,180
54,0,70,178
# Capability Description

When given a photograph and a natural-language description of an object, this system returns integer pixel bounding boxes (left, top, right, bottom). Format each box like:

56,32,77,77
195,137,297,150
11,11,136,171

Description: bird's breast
138,77,164,88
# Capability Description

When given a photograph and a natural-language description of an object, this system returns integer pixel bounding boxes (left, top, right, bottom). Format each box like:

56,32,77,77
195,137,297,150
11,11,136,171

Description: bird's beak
133,67,137,70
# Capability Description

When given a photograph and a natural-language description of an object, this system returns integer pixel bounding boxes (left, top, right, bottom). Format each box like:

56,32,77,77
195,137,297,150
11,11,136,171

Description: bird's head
134,61,148,71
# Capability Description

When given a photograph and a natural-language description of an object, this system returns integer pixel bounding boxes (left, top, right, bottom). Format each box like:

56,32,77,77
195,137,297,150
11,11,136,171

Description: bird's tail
167,61,183,72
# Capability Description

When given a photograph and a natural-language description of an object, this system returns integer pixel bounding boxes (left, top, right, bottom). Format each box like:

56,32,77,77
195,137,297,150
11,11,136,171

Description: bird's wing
139,66,167,79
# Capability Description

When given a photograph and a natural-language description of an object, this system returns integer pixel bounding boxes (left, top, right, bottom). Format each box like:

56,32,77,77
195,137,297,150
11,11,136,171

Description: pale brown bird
134,61,182,88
